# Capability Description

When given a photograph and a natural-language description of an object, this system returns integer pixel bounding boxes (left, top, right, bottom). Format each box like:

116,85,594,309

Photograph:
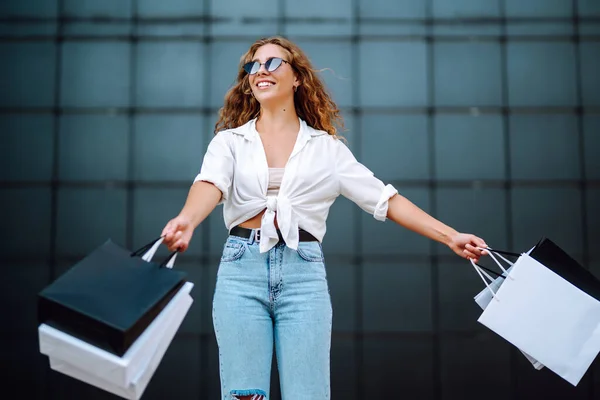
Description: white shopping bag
472,244,600,386
39,281,194,399
473,248,544,371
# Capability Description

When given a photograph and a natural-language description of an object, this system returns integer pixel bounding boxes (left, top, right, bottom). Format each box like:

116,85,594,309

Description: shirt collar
230,118,327,141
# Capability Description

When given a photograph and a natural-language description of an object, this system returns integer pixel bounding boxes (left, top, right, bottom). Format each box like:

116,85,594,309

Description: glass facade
1,0,598,398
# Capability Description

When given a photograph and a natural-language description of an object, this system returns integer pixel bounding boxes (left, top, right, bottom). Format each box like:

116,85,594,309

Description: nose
256,63,269,75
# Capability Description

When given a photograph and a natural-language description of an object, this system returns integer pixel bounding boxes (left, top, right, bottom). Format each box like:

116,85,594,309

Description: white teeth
257,82,273,88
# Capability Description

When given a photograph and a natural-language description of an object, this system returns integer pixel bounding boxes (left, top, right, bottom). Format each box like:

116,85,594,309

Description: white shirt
194,118,398,253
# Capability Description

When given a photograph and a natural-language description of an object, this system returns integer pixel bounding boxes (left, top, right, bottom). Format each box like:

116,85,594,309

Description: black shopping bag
37,237,187,357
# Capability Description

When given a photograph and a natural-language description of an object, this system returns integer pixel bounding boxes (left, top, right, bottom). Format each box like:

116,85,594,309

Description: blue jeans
212,231,332,400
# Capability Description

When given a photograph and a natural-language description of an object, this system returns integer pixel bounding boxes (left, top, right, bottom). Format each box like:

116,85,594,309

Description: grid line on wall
47,0,64,283
572,0,594,395
45,1,65,397
1,15,599,27
498,0,518,396
3,107,599,115
2,34,600,43
1,14,600,45
125,0,137,252
0,251,590,267
2,15,600,23
199,0,213,397
351,0,364,397
277,0,285,36
573,0,591,273
426,0,442,396
0,329,532,342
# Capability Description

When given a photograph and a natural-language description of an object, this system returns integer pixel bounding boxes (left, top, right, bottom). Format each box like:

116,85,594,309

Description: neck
256,100,299,134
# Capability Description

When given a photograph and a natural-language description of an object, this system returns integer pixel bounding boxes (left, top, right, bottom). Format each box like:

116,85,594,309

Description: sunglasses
243,57,290,75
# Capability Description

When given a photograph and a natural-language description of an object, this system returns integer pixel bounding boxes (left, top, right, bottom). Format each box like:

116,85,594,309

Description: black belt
229,226,318,242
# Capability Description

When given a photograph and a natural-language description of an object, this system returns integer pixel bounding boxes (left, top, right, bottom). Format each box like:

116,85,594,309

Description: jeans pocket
296,241,324,262
220,239,247,262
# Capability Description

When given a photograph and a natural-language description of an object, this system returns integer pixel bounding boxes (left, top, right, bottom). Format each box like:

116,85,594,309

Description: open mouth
257,81,275,89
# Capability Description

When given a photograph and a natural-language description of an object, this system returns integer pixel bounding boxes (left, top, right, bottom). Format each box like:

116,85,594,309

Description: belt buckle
255,229,261,242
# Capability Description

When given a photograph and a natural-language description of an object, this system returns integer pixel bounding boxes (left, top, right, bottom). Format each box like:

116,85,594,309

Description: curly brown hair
214,36,345,137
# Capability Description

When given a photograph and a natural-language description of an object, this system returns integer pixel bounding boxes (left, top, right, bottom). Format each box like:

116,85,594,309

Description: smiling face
215,36,343,136
248,44,299,107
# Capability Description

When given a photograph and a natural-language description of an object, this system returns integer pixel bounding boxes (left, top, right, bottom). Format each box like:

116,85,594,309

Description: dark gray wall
1,0,599,399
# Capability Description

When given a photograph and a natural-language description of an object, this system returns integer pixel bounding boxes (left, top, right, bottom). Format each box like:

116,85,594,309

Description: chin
255,92,289,105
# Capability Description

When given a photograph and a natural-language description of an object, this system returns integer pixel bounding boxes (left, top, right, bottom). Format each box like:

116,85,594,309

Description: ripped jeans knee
230,389,268,400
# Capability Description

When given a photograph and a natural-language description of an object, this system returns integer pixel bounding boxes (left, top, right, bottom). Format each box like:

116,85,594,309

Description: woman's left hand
448,233,488,262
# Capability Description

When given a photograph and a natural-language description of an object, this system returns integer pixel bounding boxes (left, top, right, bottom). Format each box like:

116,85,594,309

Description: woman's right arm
161,181,222,252
180,181,223,228
162,132,234,252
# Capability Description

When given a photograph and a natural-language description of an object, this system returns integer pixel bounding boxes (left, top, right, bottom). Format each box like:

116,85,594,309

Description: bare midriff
237,208,279,230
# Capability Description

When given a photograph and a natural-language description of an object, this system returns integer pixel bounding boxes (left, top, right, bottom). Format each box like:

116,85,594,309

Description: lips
256,80,275,89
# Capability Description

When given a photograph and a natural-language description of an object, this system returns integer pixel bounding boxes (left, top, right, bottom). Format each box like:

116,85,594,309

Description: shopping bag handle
130,236,163,258
471,259,501,300
131,236,179,269
159,250,178,269
474,263,503,278
470,246,520,302
481,247,515,279
484,247,521,258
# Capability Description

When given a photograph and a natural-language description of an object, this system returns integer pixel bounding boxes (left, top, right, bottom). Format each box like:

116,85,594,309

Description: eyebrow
251,56,278,62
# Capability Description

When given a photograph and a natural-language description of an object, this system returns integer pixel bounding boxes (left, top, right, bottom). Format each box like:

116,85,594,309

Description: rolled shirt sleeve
334,140,398,221
193,132,234,204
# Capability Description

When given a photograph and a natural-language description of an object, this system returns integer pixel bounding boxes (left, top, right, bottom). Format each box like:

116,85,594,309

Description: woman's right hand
161,215,195,252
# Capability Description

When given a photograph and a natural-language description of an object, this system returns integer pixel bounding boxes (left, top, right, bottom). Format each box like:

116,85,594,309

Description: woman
162,36,488,400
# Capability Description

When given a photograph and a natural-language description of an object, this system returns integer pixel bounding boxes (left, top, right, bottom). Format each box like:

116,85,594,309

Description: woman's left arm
386,193,488,262
332,138,487,262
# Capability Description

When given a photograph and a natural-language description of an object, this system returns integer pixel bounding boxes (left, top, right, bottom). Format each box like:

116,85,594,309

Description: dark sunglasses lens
266,57,283,72
243,61,259,74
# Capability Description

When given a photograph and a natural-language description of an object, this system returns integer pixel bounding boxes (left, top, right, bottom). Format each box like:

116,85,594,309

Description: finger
172,239,187,253
463,249,478,259
161,221,173,238
172,230,183,243
167,226,184,243
166,221,182,240
466,244,487,256
164,235,179,248
476,238,488,251
474,236,487,248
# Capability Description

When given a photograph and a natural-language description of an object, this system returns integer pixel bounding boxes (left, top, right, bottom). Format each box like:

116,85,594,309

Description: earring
294,86,298,93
